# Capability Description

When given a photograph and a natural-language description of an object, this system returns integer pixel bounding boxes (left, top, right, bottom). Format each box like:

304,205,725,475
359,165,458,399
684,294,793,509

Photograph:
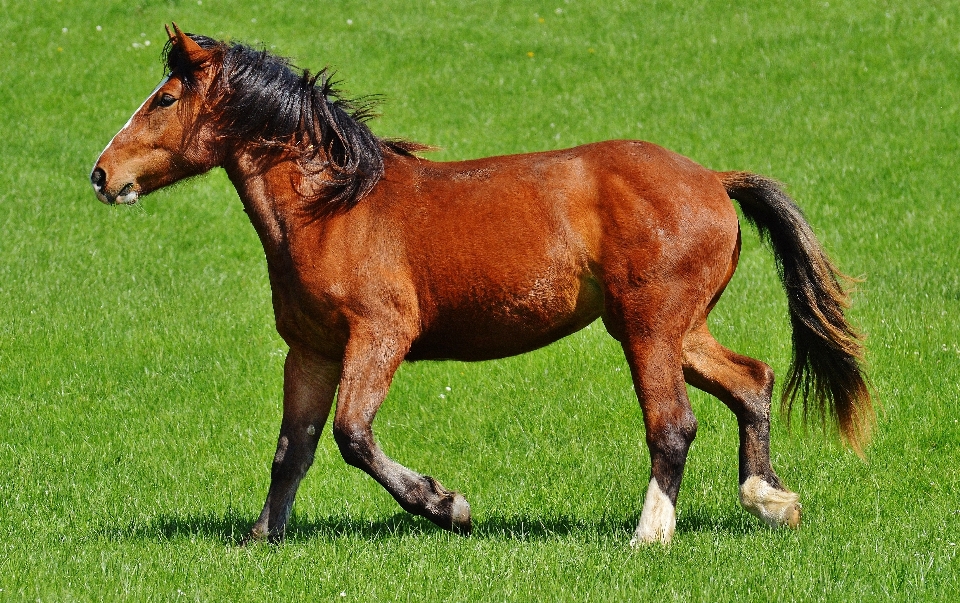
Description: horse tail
718,171,873,454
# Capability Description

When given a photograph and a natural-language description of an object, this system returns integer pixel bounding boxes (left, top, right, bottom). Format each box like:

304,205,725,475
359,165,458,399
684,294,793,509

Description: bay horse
91,25,872,545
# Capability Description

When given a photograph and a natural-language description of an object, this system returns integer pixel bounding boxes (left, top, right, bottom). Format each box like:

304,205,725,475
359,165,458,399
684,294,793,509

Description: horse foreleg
247,348,340,543
682,325,801,529
622,336,697,546
332,332,471,534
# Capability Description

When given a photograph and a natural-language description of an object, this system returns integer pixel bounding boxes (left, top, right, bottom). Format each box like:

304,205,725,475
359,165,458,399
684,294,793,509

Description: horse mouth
95,182,140,205
114,183,140,205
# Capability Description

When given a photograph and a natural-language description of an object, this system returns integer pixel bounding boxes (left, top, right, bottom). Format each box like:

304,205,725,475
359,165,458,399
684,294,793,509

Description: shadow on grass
676,507,760,535
101,510,433,545
99,505,759,545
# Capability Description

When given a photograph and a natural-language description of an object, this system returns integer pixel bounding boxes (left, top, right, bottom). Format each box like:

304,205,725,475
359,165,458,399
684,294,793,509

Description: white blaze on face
630,477,676,546
95,76,170,163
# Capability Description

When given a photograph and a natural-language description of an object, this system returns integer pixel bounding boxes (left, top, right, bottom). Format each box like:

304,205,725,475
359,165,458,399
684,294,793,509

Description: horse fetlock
414,476,471,535
739,475,802,528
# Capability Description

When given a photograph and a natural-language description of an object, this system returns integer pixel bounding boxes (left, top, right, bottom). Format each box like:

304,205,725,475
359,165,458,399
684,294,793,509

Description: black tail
720,171,873,453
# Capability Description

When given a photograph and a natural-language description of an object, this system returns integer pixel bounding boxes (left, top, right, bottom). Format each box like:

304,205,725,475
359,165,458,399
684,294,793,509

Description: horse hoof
629,528,673,548
450,493,472,535
240,529,268,547
784,502,802,529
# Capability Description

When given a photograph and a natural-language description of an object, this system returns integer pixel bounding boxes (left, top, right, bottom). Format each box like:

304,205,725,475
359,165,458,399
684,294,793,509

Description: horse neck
222,147,302,263
222,145,409,267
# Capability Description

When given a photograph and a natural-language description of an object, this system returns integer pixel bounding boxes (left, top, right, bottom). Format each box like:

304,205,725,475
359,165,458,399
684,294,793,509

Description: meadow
0,0,958,600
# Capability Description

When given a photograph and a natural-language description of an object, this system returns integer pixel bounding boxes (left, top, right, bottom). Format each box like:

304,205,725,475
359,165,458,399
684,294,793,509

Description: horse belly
406,270,604,362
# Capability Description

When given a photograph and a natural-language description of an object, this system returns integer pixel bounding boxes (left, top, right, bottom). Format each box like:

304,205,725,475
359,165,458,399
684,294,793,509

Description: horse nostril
90,167,106,190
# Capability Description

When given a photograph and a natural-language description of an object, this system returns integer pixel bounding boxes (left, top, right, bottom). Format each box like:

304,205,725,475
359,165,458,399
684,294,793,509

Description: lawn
0,0,957,600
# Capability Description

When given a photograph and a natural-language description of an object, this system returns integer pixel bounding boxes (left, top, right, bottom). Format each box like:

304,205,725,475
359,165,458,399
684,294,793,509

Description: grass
1,0,958,600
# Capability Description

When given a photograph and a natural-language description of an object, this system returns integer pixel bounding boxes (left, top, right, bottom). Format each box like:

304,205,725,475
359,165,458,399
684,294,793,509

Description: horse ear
168,22,209,64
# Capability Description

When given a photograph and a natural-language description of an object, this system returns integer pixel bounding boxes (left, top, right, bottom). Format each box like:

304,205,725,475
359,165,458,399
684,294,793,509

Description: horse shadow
102,506,759,545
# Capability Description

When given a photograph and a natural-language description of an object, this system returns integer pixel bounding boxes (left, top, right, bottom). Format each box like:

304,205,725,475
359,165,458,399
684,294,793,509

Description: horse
90,25,872,545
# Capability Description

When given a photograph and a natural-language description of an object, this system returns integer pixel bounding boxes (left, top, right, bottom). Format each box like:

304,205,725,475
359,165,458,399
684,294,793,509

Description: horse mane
163,34,430,213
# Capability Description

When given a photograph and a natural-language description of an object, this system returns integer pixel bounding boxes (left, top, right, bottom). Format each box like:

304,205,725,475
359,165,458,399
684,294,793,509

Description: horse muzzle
90,166,140,205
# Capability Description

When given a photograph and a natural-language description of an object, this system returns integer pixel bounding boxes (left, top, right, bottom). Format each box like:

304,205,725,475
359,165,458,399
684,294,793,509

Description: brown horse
91,25,872,545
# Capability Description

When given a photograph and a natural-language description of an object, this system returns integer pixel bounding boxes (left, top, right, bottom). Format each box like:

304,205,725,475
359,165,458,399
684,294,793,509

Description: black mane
163,35,426,212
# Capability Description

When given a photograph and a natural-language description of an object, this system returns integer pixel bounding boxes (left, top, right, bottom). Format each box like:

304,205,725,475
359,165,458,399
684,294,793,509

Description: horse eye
157,93,177,108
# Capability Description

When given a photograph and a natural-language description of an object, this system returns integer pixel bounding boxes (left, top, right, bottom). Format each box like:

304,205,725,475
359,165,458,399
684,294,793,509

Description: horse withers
91,25,872,545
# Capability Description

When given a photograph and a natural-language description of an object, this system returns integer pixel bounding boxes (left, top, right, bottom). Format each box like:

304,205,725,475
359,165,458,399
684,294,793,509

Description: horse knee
332,421,372,468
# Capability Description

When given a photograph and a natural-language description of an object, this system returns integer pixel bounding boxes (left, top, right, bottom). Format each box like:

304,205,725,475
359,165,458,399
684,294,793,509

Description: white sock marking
739,476,801,528
630,477,676,546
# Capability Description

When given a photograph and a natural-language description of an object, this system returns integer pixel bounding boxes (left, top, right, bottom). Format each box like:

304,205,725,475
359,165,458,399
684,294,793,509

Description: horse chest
266,256,354,353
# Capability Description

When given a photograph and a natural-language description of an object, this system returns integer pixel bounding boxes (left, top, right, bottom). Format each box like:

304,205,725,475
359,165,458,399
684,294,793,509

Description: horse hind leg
682,324,801,529
617,331,698,546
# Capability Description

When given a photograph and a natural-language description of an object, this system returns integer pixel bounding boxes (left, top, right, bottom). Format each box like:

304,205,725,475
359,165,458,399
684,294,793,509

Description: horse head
90,24,222,205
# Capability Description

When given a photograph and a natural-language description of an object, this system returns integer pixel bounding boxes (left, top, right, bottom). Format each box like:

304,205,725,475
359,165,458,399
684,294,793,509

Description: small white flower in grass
340,592,346,598
144,40,151,46
347,19,354,25
62,27,68,33
445,386,451,391
251,18,257,23
96,25,102,31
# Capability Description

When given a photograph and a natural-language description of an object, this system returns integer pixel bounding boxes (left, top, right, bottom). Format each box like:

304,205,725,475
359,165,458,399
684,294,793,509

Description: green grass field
1,0,958,600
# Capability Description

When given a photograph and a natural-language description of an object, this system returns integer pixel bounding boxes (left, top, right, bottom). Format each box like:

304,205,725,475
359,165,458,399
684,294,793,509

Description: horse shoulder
278,202,421,348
